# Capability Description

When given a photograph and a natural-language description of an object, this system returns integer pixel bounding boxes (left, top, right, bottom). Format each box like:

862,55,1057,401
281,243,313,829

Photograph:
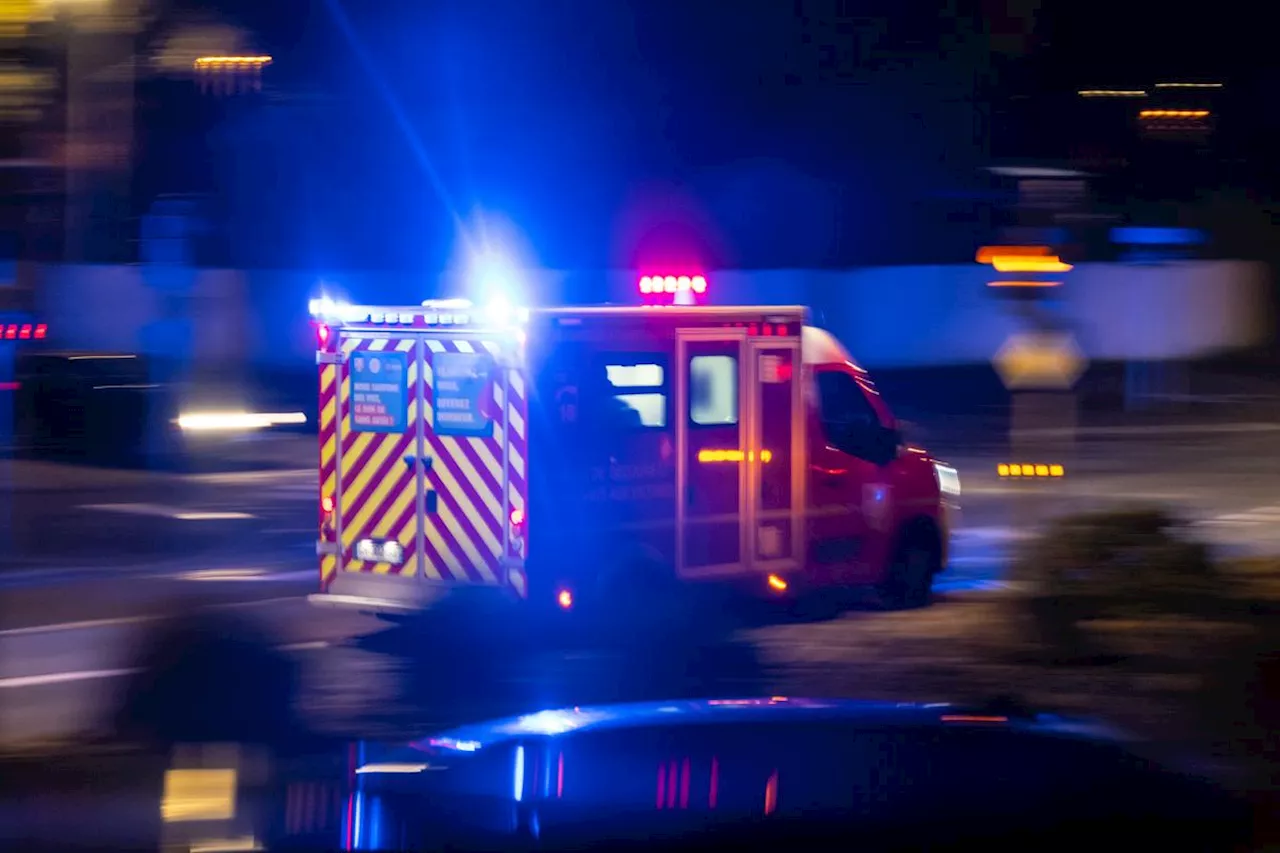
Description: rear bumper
307,593,424,614
310,570,518,615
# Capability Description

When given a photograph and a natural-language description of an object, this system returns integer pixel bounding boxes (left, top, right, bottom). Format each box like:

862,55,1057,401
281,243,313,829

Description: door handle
404,455,434,471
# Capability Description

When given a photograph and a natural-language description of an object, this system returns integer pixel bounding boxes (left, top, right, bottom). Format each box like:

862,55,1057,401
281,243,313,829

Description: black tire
878,530,939,610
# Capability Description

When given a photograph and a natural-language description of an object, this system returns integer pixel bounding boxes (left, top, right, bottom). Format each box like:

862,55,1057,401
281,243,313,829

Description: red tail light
316,323,331,347
509,508,527,559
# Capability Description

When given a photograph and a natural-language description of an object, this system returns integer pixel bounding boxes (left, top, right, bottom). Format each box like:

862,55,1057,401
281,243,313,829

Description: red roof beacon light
0,322,46,342
638,275,708,304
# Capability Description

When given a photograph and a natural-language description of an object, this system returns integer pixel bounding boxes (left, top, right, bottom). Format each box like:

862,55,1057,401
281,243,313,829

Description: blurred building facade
0,0,1275,276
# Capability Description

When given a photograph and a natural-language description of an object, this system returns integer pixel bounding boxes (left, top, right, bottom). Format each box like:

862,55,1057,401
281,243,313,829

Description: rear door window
689,354,738,426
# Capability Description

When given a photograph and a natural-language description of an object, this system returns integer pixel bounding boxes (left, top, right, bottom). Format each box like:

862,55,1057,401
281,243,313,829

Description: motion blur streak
177,411,307,431
319,0,468,245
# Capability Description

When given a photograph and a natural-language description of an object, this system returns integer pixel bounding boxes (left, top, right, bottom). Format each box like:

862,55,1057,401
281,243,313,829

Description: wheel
878,532,938,610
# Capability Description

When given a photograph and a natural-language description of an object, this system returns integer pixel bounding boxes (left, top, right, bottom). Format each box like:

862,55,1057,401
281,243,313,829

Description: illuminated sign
992,332,1087,390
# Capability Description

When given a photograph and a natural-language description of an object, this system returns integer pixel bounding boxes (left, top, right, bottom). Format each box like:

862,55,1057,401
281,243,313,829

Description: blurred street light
193,54,272,95
193,55,271,69
1139,109,1210,119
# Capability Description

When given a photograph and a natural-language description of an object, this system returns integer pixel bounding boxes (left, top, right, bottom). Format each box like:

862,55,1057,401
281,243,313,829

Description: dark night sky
1038,0,1268,83
142,0,1278,270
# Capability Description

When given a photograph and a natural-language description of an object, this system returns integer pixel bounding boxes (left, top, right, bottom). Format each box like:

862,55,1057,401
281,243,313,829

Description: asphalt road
4,422,1280,747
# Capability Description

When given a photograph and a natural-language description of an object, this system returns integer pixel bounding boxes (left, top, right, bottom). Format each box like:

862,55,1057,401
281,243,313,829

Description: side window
816,371,879,452
689,354,738,426
601,358,667,428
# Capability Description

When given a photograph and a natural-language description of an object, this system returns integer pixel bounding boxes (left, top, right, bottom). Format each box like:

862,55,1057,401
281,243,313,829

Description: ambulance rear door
327,326,526,593
330,328,424,584
420,331,528,592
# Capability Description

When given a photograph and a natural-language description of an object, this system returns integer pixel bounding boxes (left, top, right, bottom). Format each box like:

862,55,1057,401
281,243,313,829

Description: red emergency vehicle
308,279,957,616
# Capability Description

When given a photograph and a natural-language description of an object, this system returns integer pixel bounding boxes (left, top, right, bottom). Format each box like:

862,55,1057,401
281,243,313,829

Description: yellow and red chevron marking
421,337,527,585
338,336,426,578
318,359,339,590
491,349,528,564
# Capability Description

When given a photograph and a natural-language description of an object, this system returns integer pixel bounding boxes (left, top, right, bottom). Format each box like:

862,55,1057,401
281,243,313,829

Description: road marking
961,484,1198,499
0,595,306,637
176,568,269,581
174,569,316,583
1193,505,1280,528
0,668,140,689
186,469,313,485
0,642,330,690
0,615,153,637
279,640,329,652
79,503,256,521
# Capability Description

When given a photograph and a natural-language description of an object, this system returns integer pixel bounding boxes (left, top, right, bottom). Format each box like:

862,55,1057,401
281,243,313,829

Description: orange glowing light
1138,109,1210,119
556,589,573,609
194,55,274,68
766,574,788,592
997,463,1065,478
975,245,1052,264
698,449,773,464
987,280,1062,288
990,256,1073,273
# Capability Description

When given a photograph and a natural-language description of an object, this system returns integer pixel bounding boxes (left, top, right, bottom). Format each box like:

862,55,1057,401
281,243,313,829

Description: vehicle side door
806,365,896,583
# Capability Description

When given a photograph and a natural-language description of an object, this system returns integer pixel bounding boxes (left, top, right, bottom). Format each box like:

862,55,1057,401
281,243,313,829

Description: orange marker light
766,574,788,592
975,245,1052,264
1139,109,1210,119
990,256,1073,273
556,589,573,609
